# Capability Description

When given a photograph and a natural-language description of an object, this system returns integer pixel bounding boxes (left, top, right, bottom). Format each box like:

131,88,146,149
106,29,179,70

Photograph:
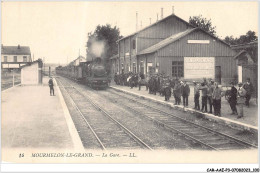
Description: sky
1,1,258,64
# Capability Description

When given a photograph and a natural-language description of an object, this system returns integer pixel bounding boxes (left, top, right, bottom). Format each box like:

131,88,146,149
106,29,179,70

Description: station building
69,55,86,66
1,44,32,70
231,41,258,96
113,14,239,84
21,59,43,85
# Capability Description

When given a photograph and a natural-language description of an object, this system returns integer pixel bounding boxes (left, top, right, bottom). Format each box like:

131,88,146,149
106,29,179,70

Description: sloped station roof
138,28,196,55
138,27,231,56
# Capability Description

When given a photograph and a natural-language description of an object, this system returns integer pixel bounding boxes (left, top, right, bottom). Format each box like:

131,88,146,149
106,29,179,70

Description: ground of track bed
56,77,257,150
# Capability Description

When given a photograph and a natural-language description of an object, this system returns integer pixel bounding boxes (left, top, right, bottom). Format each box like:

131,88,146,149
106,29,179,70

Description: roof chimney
18,44,20,49
161,8,163,19
172,6,174,14
136,11,138,31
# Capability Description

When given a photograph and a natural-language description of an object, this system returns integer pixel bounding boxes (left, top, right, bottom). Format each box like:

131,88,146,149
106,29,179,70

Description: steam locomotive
56,57,109,89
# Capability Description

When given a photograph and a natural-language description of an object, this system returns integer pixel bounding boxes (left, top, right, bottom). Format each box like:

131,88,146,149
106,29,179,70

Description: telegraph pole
43,57,45,76
12,69,14,87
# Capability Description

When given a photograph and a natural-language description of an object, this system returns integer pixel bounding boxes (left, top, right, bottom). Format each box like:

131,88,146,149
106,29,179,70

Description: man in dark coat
114,73,119,85
48,77,55,96
148,76,154,94
173,80,181,105
228,82,238,115
193,81,200,110
207,80,214,113
243,78,254,107
181,81,190,107
163,76,171,101
199,82,208,112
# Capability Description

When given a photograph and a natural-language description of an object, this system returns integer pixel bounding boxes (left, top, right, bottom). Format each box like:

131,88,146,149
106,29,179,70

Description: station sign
184,57,215,79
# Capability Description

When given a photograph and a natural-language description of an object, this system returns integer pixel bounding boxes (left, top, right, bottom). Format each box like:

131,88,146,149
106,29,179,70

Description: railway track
56,77,152,150
96,89,257,151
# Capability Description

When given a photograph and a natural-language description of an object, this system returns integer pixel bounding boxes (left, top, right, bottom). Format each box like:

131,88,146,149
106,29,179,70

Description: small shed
21,59,43,85
232,41,258,99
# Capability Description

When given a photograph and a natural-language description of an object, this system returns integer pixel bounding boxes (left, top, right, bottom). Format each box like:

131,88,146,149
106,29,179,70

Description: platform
1,77,83,150
110,83,258,133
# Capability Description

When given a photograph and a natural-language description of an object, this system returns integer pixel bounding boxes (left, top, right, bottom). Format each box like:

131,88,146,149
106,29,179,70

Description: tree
86,24,122,60
224,30,258,45
189,15,217,36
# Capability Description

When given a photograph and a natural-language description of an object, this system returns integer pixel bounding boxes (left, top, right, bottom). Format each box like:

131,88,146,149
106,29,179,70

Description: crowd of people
114,72,254,119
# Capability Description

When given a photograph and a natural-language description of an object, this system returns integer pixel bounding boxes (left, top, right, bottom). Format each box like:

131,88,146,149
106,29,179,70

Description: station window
23,56,27,62
172,61,184,78
132,39,136,49
13,56,17,62
4,56,7,62
133,62,136,73
140,61,144,74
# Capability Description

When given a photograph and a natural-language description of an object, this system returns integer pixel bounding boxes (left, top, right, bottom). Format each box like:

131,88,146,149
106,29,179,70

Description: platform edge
54,78,85,151
110,86,258,134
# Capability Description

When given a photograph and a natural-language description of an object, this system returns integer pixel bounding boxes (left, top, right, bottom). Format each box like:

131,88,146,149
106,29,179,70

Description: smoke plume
90,40,105,57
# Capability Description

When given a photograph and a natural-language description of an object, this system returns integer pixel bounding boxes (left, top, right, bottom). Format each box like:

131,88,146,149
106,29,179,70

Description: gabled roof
234,50,247,59
69,55,86,65
118,14,194,42
231,41,258,50
1,45,31,55
77,55,86,60
138,27,232,55
20,59,42,68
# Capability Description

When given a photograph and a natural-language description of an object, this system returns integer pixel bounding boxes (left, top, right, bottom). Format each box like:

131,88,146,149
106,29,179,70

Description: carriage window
172,61,183,77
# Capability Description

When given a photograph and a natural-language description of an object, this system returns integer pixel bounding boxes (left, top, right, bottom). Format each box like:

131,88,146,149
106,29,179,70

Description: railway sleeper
206,140,236,146
211,143,249,150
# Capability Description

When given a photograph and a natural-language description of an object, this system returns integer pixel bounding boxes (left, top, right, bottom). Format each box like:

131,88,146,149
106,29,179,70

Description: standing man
228,82,238,115
164,76,171,101
193,81,200,110
199,82,208,112
237,82,247,118
207,80,214,113
212,82,222,116
182,81,190,107
48,77,55,96
173,80,181,105
243,78,254,107
138,72,145,90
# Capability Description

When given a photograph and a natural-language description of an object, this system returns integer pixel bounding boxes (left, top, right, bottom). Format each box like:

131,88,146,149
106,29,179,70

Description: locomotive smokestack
136,11,138,31
161,8,163,19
